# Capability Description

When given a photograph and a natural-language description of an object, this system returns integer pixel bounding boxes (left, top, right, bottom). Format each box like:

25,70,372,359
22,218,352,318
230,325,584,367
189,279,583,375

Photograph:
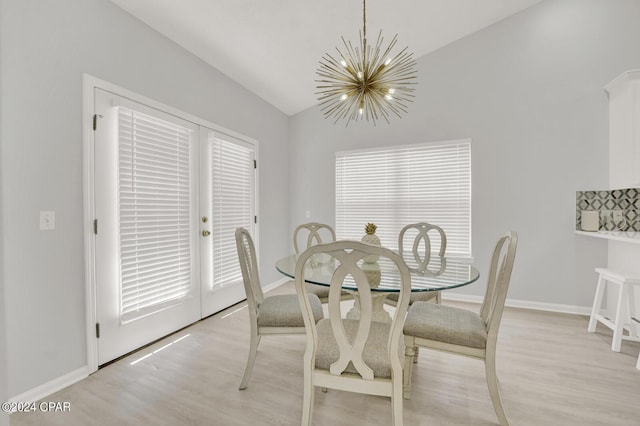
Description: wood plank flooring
10,283,640,425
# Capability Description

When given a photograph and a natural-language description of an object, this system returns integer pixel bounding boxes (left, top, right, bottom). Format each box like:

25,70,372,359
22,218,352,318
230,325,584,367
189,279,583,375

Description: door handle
202,230,211,237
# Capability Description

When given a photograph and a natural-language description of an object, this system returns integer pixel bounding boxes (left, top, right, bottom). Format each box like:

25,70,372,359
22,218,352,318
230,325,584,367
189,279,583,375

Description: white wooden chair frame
403,231,518,426
293,222,352,303
293,222,337,254
386,222,447,307
398,222,447,274
295,241,412,426
236,227,311,390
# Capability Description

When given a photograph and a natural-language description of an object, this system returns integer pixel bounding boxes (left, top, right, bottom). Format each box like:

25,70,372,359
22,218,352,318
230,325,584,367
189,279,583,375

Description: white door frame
82,74,259,373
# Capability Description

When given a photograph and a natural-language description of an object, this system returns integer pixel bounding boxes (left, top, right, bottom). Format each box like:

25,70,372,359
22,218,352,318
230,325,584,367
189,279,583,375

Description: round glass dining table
275,253,480,321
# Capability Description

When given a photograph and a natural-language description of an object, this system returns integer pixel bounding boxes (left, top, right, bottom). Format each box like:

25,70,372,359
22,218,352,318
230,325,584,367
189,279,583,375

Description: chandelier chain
363,0,367,45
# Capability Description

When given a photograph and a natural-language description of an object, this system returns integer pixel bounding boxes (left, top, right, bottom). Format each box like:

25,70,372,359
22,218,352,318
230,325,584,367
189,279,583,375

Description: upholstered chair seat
315,319,404,379
257,294,323,328
403,303,488,349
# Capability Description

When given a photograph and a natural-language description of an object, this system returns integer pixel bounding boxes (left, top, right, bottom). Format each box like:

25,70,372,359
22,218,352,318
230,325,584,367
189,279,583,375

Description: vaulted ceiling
110,0,544,116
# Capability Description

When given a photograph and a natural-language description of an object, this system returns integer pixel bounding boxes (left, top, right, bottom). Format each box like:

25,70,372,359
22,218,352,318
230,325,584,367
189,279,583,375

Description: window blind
210,135,255,290
118,107,193,322
335,140,471,257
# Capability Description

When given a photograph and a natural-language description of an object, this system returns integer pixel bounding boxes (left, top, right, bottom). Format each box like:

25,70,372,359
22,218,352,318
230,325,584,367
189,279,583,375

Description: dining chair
293,222,351,302
402,231,518,426
235,227,324,390
294,240,411,426
385,222,447,307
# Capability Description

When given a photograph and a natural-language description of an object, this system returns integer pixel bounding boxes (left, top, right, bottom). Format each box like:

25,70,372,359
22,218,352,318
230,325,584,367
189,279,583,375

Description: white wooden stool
588,268,640,352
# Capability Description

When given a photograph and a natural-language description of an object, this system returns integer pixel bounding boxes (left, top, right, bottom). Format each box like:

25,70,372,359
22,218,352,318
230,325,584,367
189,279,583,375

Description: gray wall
0,0,290,397
289,0,640,308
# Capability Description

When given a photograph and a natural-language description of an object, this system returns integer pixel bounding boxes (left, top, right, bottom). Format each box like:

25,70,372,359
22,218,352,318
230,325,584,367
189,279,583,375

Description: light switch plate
40,211,55,230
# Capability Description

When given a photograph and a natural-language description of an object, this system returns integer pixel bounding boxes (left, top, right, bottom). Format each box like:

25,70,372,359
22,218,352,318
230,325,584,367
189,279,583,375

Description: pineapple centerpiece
361,223,381,263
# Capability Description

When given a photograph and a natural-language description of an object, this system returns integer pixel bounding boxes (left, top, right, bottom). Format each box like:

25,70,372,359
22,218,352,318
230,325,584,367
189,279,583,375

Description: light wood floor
11,283,640,425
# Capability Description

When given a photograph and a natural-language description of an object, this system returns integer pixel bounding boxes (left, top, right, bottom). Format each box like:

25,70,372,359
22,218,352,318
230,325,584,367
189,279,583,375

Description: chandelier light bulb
315,0,417,125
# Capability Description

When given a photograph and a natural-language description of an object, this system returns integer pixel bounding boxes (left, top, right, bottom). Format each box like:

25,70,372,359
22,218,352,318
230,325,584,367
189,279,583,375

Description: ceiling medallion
315,0,417,126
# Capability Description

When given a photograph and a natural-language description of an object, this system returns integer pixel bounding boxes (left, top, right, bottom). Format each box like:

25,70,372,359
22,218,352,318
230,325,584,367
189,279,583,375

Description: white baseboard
8,366,88,406
264,277,292,293
443,293,592,316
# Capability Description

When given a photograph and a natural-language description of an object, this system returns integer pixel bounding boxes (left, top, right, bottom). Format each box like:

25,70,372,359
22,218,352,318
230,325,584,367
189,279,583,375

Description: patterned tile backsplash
576,188,640,231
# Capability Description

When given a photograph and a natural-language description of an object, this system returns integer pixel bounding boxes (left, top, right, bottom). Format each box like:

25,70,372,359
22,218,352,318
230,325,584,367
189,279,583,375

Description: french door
94,88,254,365
199,127,255,317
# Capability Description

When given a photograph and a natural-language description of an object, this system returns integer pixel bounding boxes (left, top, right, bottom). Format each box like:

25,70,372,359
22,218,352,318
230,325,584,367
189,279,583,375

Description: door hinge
93,114,97,131
254,159,257,169
254,216,257,224
93,219,98,235
95,323,100,339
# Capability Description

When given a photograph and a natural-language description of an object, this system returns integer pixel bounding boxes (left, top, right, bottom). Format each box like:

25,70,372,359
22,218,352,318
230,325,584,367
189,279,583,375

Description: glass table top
275,253,480,293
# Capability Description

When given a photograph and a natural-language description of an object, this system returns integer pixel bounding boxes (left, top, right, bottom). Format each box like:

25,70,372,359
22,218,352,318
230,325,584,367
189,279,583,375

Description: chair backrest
294,240,412,380
398,222,447,272
235,228,264,313
293,222,337,254
479,231,518,345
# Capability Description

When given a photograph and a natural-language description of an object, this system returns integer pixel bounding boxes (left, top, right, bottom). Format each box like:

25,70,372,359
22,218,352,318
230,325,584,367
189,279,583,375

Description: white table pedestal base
346,291,392,323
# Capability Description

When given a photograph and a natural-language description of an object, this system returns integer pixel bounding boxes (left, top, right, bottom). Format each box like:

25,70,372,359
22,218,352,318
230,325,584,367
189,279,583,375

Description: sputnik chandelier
315,0,417,125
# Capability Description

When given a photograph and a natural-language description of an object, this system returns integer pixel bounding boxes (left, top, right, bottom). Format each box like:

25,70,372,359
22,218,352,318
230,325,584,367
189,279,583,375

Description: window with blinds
209,134,255,290
335,140,471,258
118,107,194,322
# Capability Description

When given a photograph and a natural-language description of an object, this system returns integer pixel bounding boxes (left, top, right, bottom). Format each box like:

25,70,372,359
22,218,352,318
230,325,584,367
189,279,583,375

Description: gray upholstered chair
294,240,411,426
293,222,351,302
385,222,447,307
235,227,323,390
402,231,518,426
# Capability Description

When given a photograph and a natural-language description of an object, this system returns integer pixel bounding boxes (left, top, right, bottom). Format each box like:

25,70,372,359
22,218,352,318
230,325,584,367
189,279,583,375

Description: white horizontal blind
118,107,193,322
210,135,255,290
335,140,471,257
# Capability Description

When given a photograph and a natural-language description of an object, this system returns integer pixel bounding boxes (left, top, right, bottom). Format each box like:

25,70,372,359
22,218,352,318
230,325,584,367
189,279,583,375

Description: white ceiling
109,0,544,116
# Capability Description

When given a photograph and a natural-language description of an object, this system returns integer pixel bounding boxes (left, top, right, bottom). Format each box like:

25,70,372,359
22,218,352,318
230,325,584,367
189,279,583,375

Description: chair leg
301,355,314,426
612,284,626,352
588,275,606,333
485,354,509,426
627,285,639,338
391,375,404,426
239,326,260,390
403,344,416,399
